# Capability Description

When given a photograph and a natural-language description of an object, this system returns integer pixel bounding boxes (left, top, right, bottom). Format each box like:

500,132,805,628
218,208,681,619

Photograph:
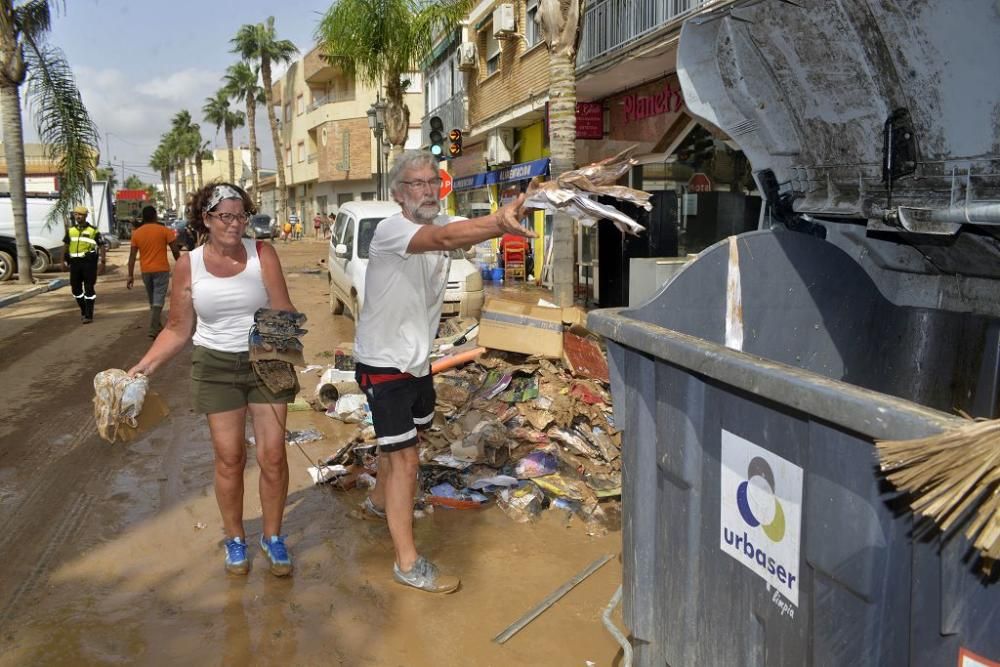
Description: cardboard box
561,305,588,328
478,298,564,357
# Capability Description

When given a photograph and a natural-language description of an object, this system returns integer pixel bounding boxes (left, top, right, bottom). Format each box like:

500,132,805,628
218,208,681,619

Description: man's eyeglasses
207,212,249,224
399,178,442,191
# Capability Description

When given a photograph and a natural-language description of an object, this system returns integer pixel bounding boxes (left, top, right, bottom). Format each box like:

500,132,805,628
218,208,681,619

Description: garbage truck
589,1,1000,665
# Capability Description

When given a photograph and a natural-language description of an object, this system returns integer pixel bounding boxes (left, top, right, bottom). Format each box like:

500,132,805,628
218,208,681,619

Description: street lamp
367,97,390,199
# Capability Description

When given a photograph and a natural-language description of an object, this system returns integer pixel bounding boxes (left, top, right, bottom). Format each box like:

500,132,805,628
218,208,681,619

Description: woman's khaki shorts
191,345,298,414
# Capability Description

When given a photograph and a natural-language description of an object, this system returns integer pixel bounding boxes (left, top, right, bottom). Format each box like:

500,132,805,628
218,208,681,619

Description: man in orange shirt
127,206,181,337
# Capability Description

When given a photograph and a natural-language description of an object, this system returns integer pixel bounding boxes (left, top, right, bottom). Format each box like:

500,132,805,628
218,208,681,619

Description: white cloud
136,69,224,104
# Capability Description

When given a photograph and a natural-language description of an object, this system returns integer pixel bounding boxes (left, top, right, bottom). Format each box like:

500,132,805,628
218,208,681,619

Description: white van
0,196,67,273
327,201,484,319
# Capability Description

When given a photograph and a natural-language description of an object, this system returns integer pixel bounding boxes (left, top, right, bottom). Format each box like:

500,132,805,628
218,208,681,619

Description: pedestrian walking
61,205,106,324
126,206,181,338
354,151,533,593
313,213,323,239
294,218,304,240
282,219,292,243
127,182,299,577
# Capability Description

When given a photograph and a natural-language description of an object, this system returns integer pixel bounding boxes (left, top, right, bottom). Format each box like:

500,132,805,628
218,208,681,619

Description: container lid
676,0,1000,233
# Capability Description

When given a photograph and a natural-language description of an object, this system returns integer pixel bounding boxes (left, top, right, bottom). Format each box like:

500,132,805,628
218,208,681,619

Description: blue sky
32,0,334,184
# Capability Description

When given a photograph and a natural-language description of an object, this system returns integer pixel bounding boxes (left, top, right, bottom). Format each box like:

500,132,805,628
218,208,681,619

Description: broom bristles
877,419,1000,572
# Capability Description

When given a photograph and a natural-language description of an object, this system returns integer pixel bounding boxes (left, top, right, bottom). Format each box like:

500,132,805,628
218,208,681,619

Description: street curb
0,278,70,309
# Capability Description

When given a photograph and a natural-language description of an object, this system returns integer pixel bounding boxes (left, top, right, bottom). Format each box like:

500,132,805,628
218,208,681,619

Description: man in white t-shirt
354,151,533,593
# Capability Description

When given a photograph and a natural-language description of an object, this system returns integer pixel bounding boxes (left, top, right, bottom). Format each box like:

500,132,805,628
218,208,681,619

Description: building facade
271,45,425,224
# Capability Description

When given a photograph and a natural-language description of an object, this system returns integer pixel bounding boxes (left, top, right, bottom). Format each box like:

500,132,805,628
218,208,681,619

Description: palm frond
21,37,99,226
13,0,53,42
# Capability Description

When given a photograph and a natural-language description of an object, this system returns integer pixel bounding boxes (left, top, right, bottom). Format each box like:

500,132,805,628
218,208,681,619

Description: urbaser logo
720,430,803,607
736,457,786,542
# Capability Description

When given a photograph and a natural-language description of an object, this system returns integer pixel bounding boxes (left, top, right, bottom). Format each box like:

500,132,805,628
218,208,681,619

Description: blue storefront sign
453,157,550,192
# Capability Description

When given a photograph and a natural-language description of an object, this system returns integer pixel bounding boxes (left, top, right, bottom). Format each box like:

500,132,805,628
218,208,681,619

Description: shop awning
453,157,550,192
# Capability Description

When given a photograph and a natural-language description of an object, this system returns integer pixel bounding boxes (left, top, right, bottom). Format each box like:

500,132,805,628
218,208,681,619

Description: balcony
577,0,725,71
308,90,355,112
303,46,344,84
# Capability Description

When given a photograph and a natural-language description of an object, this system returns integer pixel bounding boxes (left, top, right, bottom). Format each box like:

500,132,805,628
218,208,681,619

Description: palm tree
169,110,198,207
223,61,263,204
193,141,211,190
150,144,172,211
316,0,470,156
0,1,100,284
202,89,245,184
232,17,297,225
537,0,584,306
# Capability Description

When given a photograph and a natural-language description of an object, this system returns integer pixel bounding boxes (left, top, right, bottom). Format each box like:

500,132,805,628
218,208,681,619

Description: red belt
359,371,413,387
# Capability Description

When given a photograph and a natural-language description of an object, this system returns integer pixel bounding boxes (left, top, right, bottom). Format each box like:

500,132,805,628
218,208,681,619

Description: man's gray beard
411,203,439,224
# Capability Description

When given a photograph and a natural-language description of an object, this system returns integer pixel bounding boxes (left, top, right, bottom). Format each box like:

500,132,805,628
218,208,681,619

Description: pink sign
576,102,604,139
623,80,683,124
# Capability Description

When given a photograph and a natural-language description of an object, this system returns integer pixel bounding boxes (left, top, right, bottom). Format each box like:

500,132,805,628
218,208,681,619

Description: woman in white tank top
128,183,298,578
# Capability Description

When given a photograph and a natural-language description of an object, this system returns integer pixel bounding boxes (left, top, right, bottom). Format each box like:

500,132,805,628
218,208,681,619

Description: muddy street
0,240,624,666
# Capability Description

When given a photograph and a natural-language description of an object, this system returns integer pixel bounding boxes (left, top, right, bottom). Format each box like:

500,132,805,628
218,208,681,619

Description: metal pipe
925,203,1000,225
602,584,633,667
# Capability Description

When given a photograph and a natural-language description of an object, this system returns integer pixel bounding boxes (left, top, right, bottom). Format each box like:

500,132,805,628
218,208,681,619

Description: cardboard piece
561,305,588,328
478,298,564,358
562,331,610,383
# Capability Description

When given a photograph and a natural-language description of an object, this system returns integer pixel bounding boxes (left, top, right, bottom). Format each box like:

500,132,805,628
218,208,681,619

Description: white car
327,201,484,319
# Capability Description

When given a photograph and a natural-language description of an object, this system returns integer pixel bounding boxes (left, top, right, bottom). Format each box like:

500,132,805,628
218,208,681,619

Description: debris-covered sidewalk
302,297,621,535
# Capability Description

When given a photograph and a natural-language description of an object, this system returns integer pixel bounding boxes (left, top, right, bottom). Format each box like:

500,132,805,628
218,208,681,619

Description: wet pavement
0,239,624,665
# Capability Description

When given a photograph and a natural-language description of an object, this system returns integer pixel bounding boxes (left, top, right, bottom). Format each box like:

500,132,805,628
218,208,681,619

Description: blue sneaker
224,537,249,575
260,535,292,576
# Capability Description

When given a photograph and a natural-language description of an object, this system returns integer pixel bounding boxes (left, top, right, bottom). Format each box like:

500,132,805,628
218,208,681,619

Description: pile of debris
310,298,620,534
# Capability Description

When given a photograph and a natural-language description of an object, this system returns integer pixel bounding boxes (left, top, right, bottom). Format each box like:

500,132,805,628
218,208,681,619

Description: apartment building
420,1,749,298
272,45,425,222
423,1,553,272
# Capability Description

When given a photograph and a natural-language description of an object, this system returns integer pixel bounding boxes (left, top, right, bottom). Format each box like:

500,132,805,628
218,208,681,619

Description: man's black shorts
355,362,435,452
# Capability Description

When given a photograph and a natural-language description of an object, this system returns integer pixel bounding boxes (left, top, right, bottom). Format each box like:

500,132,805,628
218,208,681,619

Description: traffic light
429,116,445,160
448,129,463,157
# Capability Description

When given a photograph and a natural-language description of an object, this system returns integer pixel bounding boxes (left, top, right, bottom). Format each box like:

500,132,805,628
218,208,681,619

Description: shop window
484,25,500,75
526,0,541,48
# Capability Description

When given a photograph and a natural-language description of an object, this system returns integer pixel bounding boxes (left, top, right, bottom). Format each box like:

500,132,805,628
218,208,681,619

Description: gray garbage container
588,229,1000,666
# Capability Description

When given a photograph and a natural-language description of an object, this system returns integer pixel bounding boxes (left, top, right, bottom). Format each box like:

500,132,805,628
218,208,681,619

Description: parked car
244,214,274,239
0,234,63,281
327,201,484,319
102,233,121,250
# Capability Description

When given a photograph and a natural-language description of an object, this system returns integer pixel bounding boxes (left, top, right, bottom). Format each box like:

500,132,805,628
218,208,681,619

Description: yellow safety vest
68,226,99,258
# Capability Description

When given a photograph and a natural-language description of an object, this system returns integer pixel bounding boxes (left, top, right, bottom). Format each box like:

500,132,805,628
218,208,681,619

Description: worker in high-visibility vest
61,205,107,323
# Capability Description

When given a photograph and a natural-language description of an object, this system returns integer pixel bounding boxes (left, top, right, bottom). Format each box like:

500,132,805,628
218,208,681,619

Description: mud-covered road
0,238,624,666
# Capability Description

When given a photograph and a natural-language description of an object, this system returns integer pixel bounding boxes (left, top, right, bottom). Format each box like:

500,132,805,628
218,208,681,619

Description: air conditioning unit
458,42,477,71
493,3,516,38
487,127,515,164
